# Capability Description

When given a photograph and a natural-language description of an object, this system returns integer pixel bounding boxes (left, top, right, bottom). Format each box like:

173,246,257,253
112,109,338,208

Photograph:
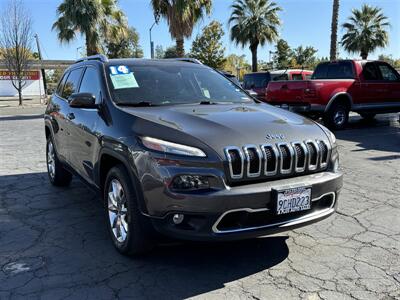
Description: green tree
273,39,294,69
164,45,178,58
155,45,164,59
229,0,282,72
223,54,251,80
330,0,340,60
151,0,212,58
341,4,389,59
53,0,127,56
190,21,226,68
104,27,143,58
293,46,318,67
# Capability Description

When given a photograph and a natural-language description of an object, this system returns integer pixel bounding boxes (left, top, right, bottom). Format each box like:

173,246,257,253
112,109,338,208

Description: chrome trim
243,145,262,177
224,146,244,179
292,141,308,173
212,192,336,234
261,144,279,176
306,140,319,171
318,140,330,168
277,143,294,175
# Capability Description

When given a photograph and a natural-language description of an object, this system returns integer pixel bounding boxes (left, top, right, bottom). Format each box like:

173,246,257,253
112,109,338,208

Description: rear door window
377,63,399,81
272,74,289,81
291,74,303,81
62,68,83,99
362,62,381,81
56,73,67,96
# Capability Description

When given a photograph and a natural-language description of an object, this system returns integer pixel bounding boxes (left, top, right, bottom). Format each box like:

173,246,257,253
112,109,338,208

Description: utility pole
34,34,47,96
149,15,160,59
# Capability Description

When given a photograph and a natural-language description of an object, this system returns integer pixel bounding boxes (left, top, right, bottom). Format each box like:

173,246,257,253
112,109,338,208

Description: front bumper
147,171,342,241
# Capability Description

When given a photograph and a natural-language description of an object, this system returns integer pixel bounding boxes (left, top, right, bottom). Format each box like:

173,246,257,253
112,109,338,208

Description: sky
1,0,399,62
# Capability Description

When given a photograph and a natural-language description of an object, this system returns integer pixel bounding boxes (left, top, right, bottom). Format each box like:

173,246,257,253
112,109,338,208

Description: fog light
333,157,340,173
170,175,210,192
173,214,184,224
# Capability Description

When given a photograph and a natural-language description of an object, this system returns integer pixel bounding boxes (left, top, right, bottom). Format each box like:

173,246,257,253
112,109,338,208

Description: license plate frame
273,186,312,215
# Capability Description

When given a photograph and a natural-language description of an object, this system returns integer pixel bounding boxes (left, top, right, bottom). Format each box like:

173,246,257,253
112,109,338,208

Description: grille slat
225,140,330,180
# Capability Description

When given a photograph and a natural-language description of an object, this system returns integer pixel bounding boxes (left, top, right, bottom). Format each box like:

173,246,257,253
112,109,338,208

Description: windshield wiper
117,101,158,107
198,100,217,105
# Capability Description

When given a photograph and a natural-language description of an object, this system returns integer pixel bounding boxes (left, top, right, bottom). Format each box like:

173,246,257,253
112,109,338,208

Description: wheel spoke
107,178,129,243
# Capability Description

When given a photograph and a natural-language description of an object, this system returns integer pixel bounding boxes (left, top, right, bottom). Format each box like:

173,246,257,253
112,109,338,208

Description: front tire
46,137,72,186
104,165,155,255
323,103,349,130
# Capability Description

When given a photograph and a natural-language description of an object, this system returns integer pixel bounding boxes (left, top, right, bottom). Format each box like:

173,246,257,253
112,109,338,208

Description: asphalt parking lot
0,113,399,300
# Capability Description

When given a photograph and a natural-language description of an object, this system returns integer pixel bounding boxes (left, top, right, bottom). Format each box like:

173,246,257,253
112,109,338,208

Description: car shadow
0,172,289,298
333,113,400,155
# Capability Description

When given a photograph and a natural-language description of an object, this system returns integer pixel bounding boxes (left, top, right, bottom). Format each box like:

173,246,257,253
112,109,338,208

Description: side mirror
68,93,97,109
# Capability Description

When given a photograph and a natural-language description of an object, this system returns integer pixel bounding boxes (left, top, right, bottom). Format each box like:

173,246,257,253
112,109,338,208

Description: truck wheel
46,137,72,186
360,113,376,121
324,103,349,130
104,165,155,255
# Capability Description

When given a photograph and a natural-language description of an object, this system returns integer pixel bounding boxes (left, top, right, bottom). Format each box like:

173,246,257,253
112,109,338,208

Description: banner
0,70,40,81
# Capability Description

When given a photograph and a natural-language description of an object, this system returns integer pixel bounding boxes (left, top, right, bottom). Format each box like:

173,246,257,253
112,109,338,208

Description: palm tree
330,0,340,61
341,4,390,60
53,0,127,56
229,0,281,72
151,0,212,58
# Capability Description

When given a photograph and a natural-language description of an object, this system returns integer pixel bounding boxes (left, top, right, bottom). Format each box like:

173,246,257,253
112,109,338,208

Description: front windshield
106,63,252,105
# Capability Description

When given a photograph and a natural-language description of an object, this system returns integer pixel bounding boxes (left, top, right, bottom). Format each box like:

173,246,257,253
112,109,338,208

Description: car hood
120,103,327,157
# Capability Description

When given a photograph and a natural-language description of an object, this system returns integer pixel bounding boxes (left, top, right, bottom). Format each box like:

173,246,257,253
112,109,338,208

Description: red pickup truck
266,60,400,129
243,69,313,102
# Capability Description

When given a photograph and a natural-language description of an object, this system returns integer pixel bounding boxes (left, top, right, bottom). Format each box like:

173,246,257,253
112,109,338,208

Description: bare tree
0,0,33,105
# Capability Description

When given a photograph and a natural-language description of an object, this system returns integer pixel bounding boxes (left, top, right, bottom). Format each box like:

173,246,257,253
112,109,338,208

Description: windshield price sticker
109,66,139,89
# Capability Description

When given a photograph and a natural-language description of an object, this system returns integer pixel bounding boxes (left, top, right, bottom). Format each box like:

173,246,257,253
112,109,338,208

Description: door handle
281,84,288,90
67,113,75,120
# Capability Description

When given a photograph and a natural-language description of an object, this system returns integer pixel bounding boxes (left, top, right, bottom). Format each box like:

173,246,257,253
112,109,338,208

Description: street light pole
34,34,47,97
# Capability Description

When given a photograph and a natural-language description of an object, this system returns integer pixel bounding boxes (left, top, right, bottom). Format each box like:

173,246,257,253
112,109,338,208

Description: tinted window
272,74,289,81
291,74,303,81
56,73,67,96
305,74,312,80
377,63,399,81
243,73,270,89
312,62,354,79
79,67,102,103
363,62,381,80
107,64,251,105
62,68,83,99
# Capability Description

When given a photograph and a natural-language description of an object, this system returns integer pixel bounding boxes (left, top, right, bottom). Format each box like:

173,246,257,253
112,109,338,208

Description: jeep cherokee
44,55,343,255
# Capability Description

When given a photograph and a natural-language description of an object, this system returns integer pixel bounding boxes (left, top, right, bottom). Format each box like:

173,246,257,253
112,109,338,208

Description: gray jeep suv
44,55,343,255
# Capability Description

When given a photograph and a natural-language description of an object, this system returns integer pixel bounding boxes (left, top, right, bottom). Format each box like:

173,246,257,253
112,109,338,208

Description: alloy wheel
108,179,129,243
47,141,55,179
334,110,345,126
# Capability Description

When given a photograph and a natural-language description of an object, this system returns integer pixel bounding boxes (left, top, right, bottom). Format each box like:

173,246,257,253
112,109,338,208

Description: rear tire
104,165,155,255
323,102,349,130
46,137,72,186
360,113,376,121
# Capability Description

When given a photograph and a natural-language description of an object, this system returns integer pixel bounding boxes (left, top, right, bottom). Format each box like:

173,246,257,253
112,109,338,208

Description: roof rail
165,58,202,65
75,54,108,64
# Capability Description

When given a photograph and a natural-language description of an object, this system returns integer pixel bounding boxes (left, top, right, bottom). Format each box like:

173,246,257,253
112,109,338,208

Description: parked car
266,60,400,130
44,55,342,255
243,69,313,101
219,70,241,86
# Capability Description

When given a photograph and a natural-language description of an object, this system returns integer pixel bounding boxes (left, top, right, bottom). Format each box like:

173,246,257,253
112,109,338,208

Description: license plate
276,187,311,215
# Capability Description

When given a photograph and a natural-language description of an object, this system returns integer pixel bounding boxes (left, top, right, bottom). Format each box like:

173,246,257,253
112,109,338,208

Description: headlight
319,124,336,145
140,136,206,157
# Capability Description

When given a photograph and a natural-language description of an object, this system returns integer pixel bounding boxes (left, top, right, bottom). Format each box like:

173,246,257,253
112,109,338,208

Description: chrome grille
225,140,330,180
